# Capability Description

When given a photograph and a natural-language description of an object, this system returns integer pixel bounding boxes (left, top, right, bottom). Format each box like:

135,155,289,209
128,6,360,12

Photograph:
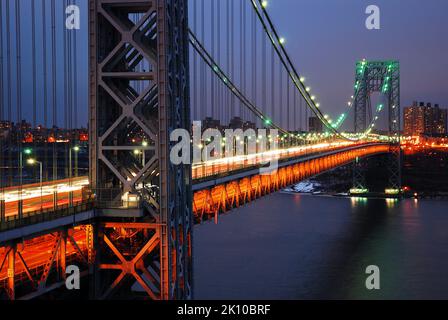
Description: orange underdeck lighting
193,144,389,223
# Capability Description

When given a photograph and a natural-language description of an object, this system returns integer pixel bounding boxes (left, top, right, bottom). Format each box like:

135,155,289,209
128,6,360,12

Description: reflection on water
194,193,448,300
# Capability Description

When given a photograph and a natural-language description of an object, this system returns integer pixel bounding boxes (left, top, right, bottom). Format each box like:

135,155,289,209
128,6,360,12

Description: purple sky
267,0,448,116
1,0,447,128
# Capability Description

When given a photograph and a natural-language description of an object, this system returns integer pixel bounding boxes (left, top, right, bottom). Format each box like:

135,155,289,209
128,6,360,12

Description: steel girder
0,226,91,300
89,0,192,300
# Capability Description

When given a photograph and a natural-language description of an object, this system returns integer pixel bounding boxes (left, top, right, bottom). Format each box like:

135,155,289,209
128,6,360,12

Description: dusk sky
267,0,448,114
0,0,447,128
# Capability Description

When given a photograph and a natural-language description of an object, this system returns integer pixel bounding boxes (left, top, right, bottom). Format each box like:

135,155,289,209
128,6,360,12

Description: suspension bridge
0,0,401,300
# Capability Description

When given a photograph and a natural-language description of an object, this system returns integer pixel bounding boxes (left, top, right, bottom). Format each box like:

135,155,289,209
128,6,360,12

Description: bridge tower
353,60,401,193
89,0,192,299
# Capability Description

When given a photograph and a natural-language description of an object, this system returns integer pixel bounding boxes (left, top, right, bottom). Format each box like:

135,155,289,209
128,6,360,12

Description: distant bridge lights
350,188,369,195
385,189,401,196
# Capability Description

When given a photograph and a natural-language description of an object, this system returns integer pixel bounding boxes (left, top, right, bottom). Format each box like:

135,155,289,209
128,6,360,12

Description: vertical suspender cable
226,0,230,123
15,0,23,189
287,75,290,132
200,0,205,122
304,96,308,131
6,0,12,185
68,2,74,178
211,0,215,119
262,25,266,125
299,90,302,132
279,61,283,129
31,0,37,128
239,0,243,118
42,0,49,180
294,85,297,132
271,44,275,127
68,1,74,178
51,0,57,180
15,0,22,123
51,0,56,125
0,2,3,121
0,1,4,190
64,0,69,178
73,0,78,130
217,0,221,122
63,0,68,140
193,0,197,120
73,0,79,177
230,0,235,118
251,5,256,125
241,0,247,120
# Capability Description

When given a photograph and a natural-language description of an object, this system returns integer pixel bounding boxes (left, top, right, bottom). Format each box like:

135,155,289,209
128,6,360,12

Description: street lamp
73,146,80,177
27,158,43,210
19,148,33,185
17,148,34,210
70,146,81,182
134,142,147,167
141,141,148,166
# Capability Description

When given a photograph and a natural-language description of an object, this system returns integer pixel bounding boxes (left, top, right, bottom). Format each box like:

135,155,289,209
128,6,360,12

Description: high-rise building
309,116,323,133
202,117,222,131
434,104,447,135
403,101,447,136
229,117,244,130
404,102,426,136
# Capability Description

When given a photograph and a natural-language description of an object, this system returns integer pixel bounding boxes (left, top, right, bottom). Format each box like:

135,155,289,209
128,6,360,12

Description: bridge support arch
353,60,402,194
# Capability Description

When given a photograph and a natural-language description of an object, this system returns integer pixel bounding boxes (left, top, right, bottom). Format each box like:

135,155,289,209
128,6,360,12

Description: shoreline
282,181,448,201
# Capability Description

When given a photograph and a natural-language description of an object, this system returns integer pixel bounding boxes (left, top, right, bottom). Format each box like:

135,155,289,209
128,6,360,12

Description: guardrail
0,199,95,232
192,142,383,181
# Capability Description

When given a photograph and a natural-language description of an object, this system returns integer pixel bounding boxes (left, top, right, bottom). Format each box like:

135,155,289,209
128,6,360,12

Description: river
194,192,448,300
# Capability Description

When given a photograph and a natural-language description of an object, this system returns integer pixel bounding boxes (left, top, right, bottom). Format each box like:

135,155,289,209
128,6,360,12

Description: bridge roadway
0,141,391,229
1,177,89,219
192,141,390,222
0,141,391,297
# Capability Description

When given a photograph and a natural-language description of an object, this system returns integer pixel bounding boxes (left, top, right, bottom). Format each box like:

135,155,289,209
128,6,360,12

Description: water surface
194,193,448,299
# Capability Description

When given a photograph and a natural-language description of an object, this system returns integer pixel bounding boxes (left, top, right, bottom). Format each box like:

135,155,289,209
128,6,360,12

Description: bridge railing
192,140,364,181
92,188,140,210
0,199,95,232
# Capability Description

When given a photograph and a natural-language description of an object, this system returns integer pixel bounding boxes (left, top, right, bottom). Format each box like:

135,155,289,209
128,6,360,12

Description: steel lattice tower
89,0,192,299
353,60,401,192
